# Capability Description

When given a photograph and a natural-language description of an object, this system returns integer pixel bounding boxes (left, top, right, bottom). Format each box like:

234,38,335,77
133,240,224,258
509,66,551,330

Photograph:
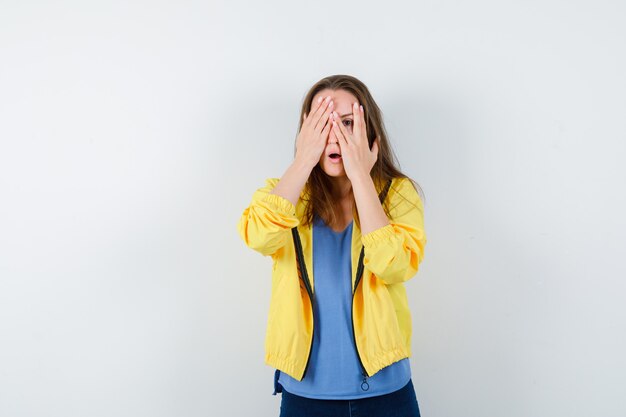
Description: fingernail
360,105,363,112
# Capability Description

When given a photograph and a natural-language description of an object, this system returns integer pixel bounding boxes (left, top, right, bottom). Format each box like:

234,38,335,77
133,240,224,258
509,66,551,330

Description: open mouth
329,153,342,160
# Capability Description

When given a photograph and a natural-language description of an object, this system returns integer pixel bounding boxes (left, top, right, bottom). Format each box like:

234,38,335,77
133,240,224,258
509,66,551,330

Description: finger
303,96,326,127
332,116,348,146
353,102,362,138
321,115,332,139
315,101,333,132
333,110,352,142
314,98,333,131
312,96,331,130
358,104,365,137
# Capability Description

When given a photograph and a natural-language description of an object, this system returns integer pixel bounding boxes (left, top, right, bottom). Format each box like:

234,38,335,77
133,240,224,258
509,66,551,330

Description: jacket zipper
297,232,370,389
352,247,370,391
295,179,391,386
292,228,315,381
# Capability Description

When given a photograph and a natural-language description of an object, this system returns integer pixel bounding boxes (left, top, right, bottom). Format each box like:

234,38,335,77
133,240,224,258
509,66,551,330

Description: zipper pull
360,372,370,391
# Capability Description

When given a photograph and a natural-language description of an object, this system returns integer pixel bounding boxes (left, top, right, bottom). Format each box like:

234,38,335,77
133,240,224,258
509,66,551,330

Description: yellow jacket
237,176,427,381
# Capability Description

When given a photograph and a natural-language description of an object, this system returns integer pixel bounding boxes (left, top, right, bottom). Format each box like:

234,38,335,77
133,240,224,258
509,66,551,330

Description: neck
329,176,353,200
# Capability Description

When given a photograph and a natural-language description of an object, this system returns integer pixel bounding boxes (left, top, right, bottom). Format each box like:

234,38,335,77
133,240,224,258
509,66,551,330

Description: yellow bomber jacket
236,176,427,381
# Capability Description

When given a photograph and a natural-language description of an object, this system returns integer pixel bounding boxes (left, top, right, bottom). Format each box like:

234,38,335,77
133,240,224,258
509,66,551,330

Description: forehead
312,89,358,106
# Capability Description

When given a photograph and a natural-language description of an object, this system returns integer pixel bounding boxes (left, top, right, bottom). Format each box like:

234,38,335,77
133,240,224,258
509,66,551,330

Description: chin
321,166,346,178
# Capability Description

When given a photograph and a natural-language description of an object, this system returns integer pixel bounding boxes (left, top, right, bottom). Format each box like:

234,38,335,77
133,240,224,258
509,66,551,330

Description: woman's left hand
331,102,379,181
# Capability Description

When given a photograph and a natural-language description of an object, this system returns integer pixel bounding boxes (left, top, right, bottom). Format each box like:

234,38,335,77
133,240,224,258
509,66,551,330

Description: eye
343,119,353,127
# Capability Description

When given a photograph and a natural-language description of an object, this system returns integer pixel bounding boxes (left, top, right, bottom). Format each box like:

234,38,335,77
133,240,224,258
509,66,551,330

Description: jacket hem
364,346,411,376
265,352,306,381
266,347,410,380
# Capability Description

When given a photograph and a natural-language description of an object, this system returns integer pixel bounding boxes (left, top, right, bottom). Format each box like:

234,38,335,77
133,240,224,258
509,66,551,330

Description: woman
237,74,427,417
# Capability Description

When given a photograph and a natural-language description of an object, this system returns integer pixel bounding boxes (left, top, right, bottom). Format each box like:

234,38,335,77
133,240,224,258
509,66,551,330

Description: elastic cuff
262,193,296,216
362,224,395,247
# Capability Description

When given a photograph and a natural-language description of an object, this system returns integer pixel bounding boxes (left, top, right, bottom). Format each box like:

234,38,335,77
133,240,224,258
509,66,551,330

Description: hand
295,96,334,170
331,101,379,181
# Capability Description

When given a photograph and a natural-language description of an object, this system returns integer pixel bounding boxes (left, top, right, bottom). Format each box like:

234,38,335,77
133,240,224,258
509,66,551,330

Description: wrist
293,155,317,172
348,171,372,186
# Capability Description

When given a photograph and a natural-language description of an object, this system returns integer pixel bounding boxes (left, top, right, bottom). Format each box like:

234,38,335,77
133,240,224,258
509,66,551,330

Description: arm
236,158,312,257
350,173,390,235
238,95,333,256
269,158,313,207
237,177,300,257
359,177,427,285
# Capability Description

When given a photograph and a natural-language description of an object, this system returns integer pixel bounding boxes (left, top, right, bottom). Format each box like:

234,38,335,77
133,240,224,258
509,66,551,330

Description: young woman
237,74,427,417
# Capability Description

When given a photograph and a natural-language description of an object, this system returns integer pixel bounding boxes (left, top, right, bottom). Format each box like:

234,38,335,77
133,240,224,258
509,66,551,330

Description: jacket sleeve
361,177,427,285
237,178,300,257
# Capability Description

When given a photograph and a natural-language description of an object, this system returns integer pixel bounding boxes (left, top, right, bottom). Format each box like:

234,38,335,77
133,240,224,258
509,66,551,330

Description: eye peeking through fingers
343,119,353,128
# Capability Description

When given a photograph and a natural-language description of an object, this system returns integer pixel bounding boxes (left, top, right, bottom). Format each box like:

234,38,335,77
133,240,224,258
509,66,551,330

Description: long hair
296,74,425,229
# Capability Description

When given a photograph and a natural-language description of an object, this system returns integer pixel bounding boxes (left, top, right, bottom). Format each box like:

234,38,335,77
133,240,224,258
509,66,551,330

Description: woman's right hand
295,95,334,169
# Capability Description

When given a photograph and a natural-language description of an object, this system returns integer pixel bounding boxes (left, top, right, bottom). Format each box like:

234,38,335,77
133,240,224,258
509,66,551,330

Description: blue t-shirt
278,214,411,399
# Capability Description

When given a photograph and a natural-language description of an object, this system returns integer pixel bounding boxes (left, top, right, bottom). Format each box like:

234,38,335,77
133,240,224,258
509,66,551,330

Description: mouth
329,153,342,161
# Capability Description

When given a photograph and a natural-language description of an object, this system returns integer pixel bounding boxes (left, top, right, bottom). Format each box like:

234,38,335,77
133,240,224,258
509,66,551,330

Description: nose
328,129,338,144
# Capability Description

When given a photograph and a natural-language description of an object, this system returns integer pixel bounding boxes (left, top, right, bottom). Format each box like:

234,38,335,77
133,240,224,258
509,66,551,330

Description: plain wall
1,1,625,416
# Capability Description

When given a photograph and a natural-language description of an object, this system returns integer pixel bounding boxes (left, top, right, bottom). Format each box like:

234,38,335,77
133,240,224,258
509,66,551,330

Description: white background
1,1,625,416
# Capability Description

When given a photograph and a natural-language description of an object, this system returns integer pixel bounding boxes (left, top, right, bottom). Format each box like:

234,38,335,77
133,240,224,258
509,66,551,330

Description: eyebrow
339,113,353,118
